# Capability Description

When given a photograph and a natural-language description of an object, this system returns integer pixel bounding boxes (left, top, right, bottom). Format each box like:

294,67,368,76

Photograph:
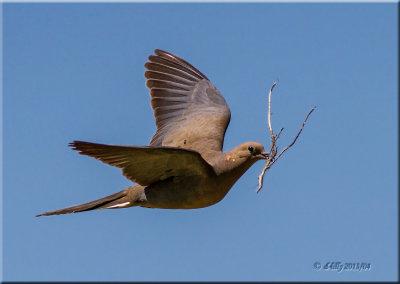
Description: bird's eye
248,146,254,152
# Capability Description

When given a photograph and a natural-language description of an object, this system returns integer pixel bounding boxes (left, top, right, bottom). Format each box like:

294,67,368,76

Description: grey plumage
37,49,267,217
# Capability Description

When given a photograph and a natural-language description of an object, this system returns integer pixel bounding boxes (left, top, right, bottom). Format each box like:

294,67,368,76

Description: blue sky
2,2,398,281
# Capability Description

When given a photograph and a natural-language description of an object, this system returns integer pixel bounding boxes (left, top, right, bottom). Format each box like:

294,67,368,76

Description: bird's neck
212,152,259,190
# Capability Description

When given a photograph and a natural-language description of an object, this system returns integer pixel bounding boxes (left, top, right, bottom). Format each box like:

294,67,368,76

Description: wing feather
70,141,214,186
145,49,231,154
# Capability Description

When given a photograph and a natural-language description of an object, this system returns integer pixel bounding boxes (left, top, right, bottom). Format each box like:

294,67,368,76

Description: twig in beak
256,82,317,193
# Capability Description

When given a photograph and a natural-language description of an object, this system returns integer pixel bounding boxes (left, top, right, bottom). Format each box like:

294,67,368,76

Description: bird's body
143,142,265,209
37,50,267,217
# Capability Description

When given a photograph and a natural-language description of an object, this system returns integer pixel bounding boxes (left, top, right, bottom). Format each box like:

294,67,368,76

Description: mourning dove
37,49,268,217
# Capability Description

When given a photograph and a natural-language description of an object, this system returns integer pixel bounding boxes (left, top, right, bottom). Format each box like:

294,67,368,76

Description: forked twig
256,81,317,193
271,107,316,166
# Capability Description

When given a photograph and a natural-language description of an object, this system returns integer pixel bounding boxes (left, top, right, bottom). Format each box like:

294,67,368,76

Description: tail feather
36,189,131,217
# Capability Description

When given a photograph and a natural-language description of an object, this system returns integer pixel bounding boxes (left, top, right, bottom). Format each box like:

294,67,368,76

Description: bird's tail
36,188,133,217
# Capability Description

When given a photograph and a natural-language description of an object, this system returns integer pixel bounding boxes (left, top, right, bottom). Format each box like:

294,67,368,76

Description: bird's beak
260,152,269,159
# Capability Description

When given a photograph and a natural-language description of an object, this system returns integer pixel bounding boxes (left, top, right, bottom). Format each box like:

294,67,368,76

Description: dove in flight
37,49,268,217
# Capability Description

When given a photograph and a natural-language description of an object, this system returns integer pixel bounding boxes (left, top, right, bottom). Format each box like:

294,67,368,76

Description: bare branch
268,81,278,138
275,127,284,140
272,106,317,165
256,81,316,194
257,160,270,194
257,81,278,194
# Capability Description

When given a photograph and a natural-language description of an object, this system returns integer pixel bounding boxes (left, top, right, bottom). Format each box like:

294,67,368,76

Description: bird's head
225,142,268,164
212,141,269,179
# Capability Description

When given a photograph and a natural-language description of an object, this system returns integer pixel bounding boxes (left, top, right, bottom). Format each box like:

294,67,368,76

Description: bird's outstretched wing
145,49,231,154
70,141,214,186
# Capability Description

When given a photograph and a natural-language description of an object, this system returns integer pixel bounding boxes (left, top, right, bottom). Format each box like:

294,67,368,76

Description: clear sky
2,2,398,281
